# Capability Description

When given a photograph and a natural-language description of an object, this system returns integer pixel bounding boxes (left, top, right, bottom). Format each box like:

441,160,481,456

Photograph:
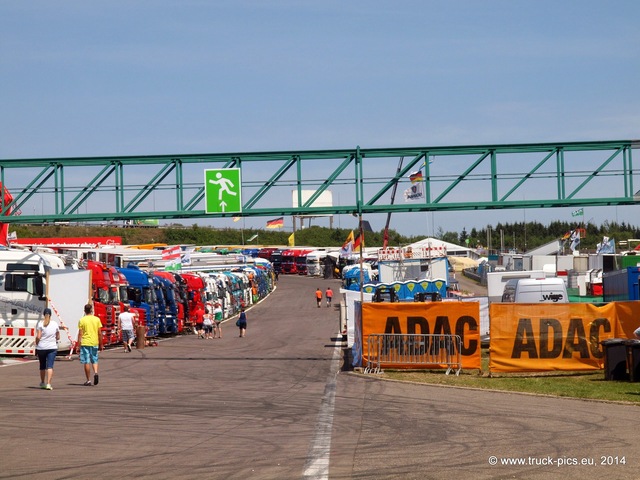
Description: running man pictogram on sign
210,172,237,201
204,169,242,214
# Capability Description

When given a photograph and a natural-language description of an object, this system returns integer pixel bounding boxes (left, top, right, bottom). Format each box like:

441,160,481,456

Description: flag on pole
569,229,581,252
596,236,615,254
181,248,194,266
162,245,182,271
404,170,425,202
162,245,181,260
288,232,295,247
340,231,354,257
353,232,363,252
266,217,284,229
164,261,182,271
247,234,258,242
572,208,584,217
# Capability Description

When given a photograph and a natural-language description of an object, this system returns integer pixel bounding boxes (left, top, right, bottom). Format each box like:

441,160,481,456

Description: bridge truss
0,139,638,224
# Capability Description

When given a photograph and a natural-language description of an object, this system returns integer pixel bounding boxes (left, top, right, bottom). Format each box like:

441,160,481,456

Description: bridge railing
365,333,462,376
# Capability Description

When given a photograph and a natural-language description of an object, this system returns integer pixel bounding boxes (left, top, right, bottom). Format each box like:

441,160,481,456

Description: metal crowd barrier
365,333,462,376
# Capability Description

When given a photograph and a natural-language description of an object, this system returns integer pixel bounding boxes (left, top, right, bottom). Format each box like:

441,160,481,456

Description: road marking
302,336,342,479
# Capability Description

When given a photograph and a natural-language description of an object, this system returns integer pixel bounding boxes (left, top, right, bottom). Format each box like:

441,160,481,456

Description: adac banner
361,302,481,370
490,302,640,373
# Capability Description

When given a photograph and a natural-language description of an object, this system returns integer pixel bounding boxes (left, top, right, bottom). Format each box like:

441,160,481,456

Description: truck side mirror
32,276,46,300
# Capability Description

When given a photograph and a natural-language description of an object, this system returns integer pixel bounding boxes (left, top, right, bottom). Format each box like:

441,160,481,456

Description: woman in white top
202,308,214,340
35,308,60,390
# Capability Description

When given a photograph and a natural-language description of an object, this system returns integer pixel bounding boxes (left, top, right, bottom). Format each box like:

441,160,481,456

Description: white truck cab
0,248,90,354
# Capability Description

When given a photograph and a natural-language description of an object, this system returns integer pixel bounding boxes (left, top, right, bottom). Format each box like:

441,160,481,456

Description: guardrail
365,333,462,375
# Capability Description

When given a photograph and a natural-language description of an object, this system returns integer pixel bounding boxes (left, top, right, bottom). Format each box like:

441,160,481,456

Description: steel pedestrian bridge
0,139,638,224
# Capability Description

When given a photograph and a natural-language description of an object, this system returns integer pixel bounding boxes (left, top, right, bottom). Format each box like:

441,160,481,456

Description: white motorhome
501,277,568,303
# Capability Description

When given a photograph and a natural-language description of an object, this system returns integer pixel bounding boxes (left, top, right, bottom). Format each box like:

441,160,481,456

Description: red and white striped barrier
48,299,77,358
378,248,404,261
378,246,447,261
0,327,36,355
411,246,447,258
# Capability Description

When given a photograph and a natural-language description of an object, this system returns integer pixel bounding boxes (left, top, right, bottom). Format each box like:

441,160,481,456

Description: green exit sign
204,169,242,214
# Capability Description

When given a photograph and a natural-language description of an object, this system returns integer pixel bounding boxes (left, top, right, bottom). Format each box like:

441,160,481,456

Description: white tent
407,237,478,258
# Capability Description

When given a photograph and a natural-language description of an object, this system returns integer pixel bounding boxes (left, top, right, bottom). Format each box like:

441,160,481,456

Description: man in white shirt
118,305,137,352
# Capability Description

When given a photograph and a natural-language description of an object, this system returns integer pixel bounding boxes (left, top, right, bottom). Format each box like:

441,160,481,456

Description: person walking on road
117,304,137,352
236,307,247,337
77,303,103,386
325,287,333,307
194,304,205,338
35,308,59,390
315,288,323,308
213,302,223,339
203,307,214,339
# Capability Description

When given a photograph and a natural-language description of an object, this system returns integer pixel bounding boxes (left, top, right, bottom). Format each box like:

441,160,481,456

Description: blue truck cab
117,263,159,337
152,275,178,334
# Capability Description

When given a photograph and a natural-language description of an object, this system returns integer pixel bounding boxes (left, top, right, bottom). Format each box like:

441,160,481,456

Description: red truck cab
86,260,122,346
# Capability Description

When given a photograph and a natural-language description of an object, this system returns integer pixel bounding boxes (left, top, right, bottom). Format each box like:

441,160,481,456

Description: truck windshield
108,286,120,304
144,288,154,304
97,288,109,304
119,286,129,302
343,277,359,288
5,273,44,297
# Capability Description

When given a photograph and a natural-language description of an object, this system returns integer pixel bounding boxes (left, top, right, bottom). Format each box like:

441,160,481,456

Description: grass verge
380,350,640,404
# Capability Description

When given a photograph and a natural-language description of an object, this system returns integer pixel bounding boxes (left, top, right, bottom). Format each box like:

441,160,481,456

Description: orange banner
612,301,640,338
489,302,640,373
361,302,481,370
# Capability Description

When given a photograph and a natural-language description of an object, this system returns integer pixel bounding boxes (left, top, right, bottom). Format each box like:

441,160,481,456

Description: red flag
162,245,181,260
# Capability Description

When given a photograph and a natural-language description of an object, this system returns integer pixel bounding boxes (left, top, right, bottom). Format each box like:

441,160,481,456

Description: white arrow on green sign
204,168,242,214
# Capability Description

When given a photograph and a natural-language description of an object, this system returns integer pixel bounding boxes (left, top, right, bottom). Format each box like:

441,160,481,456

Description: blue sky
2,1,639,238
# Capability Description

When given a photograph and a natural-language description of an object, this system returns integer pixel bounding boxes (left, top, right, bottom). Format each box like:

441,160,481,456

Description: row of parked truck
0,246,275,355
192,247,334,276
254,247,332,276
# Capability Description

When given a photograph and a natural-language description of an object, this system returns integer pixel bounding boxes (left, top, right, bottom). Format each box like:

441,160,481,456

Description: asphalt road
452,269,488,296
1,275,638,480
